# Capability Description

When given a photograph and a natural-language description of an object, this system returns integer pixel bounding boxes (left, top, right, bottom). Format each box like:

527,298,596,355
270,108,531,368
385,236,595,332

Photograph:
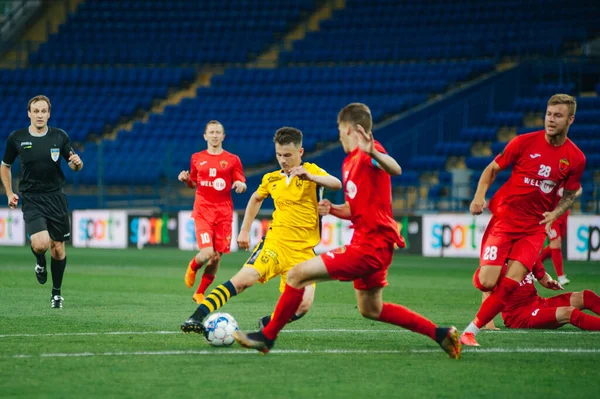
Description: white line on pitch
6,347,600,359
1,329,599,339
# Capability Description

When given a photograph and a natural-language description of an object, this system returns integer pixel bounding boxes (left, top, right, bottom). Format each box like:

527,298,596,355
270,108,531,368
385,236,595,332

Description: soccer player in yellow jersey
181,127,342,335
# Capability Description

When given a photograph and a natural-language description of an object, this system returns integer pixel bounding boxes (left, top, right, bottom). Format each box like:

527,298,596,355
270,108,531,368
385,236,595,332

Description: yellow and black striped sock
191,280,236,320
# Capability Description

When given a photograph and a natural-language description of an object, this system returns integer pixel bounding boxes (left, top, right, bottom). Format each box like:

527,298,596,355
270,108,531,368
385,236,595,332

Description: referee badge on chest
50,148,60,162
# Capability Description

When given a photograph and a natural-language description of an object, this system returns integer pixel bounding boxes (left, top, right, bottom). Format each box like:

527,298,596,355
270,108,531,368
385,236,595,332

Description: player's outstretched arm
1,163,19,208
319,199,351,220
539,187,581,232
289,166,342,190
355,124,401,176
309,174,342,190
470,161,502,215
538,273,564,291
369,150,402,176
237,191,266,250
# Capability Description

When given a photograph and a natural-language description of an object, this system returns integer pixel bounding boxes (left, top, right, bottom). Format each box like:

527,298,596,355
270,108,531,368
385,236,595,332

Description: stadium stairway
101,0,347,142
252,0,346,67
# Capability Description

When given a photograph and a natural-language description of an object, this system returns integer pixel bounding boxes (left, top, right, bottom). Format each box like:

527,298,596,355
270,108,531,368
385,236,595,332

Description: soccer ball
203,312,238,347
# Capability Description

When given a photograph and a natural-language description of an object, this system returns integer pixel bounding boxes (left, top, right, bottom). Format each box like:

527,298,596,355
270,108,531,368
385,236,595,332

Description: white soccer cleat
558,275,570,286
51,295,63,309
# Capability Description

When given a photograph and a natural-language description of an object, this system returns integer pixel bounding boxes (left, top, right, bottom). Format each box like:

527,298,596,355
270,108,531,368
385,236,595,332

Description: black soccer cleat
435,326,462,359
257,315,271,330
180,317,207,337
233,330,275,354
51,295,63,309
35,264,47,285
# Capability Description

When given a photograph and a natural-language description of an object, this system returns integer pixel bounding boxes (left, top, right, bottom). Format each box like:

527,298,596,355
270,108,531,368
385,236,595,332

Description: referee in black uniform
1,95,83,308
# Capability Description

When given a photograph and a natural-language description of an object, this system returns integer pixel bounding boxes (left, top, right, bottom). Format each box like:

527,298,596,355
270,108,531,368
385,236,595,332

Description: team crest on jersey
220,160,228,169
261,249,279,265
50,148,60,162
295,178,303,188
559,158,569,172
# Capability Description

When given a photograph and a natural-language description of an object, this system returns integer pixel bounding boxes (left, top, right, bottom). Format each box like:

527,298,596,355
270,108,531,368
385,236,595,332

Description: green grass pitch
1,246,599,398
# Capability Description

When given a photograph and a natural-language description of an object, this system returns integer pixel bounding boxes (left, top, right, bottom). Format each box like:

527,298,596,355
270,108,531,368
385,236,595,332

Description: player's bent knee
198,248,215,261
358,307,380,320
357,300,382,320
286,266,305,287
50,241,65,258
556,306,575,324
31,241,49,253
473,268,495,292
32,236,51,253
208,252,221,266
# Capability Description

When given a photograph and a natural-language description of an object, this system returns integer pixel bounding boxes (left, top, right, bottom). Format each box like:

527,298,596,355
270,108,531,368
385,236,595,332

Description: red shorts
480,216,547,271
321,241,395,290
503,292,572,329
548,213,568,241
194,217,232,254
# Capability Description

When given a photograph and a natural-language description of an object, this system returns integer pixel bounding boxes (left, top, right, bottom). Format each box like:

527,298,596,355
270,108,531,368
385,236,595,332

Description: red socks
539,246,552,262
378,303,436,340
568,290,600,330
583,290,600,315
570,308,600,331
190,257,202,272
474,277,520,329
263,284,305,340
551,248,564,277
196,273,216,295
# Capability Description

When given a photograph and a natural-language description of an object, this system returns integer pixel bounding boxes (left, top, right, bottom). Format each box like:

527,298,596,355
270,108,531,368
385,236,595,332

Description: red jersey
342,141,405,247
502,272,539,315
488,130,585,232
189,150,245,220
501,259,546,317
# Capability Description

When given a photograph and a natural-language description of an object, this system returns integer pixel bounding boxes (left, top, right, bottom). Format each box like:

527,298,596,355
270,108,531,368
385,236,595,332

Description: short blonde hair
547,94,576,116
28,95,51,112
205,120,224,133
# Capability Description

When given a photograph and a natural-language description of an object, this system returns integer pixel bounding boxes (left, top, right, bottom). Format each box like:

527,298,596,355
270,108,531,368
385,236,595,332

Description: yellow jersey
257,162,328,250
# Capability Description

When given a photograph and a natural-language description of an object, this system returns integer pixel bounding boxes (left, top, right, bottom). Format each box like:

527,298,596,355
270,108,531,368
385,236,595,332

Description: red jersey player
483,262,600,331
233,103,462,359
178,120,246,303
461,94,586,346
